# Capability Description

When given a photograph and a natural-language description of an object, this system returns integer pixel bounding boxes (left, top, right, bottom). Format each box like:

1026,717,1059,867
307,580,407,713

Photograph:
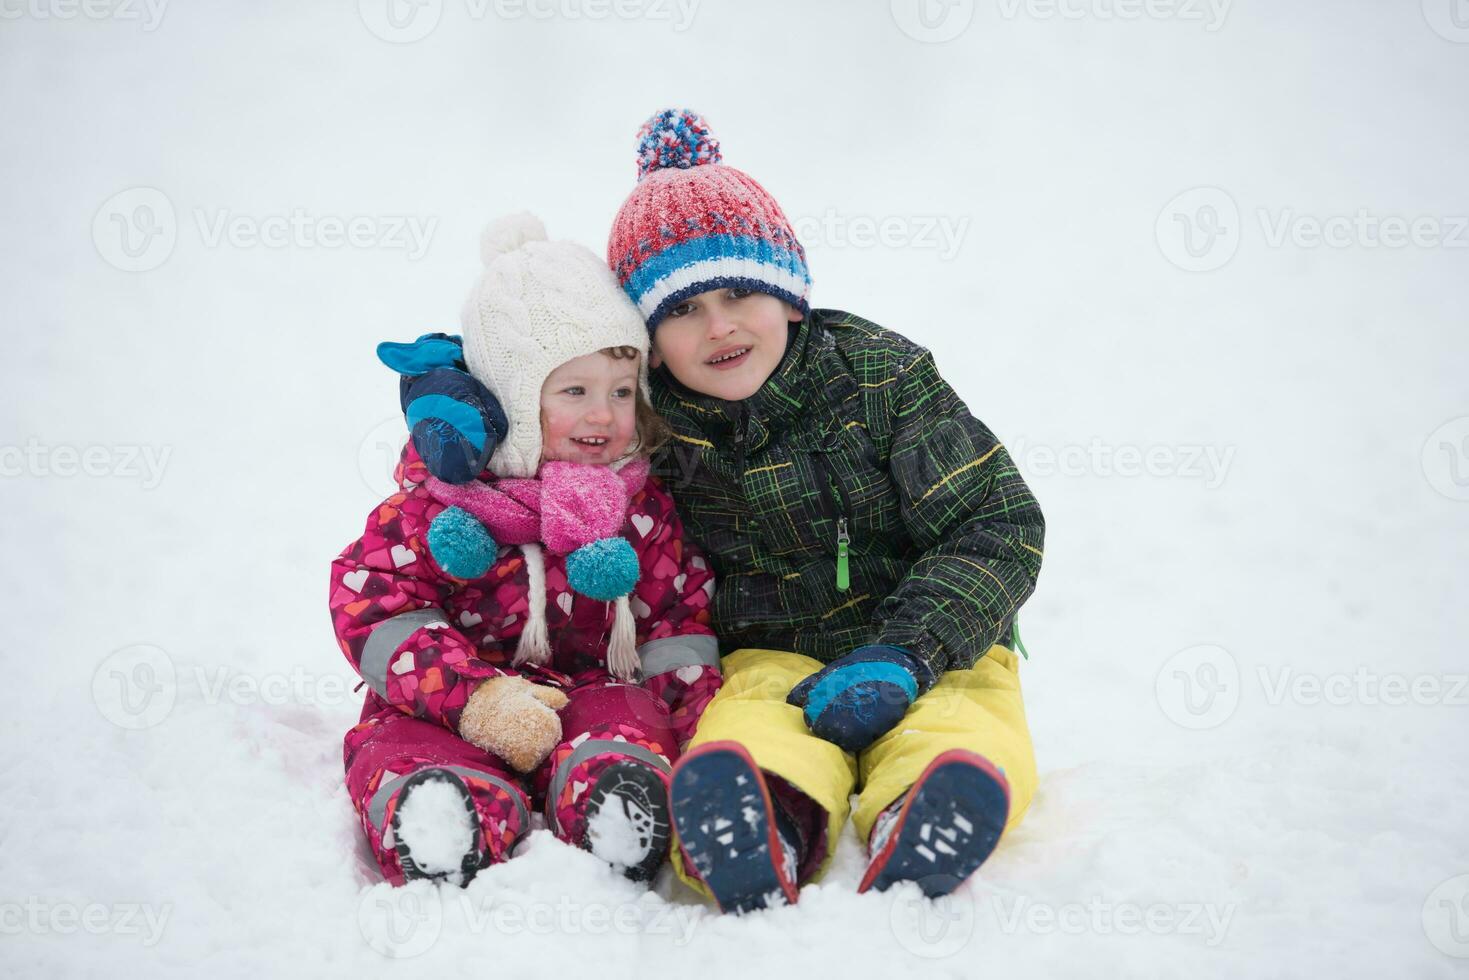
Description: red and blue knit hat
607,109,811,332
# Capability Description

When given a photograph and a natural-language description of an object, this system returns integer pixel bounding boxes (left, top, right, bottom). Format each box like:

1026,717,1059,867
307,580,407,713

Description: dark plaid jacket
650,308,1045,679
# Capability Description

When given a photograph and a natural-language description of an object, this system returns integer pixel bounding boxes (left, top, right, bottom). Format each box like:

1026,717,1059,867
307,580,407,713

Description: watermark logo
92,644,177,730
1156,187,1240,273
889,884,976,958
93,187,177,273
360,417,411,498
1422,416,1469,502
1422,0,1469,43
358,885,443,958
891,0,975,43
359,0,443,42
1423,874,1469,958
1155,644,1239,730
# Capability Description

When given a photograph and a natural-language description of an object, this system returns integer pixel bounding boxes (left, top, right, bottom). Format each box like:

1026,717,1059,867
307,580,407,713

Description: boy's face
539,351,640,465
650,288,803,401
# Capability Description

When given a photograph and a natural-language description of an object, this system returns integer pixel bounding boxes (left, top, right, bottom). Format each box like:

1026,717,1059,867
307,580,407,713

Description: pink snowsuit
330,446,720,885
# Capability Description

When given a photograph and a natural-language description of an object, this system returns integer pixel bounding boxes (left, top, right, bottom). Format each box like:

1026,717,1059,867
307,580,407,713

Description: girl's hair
601,345,671,462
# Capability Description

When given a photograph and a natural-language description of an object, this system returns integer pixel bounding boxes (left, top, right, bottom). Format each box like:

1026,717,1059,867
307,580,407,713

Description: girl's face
539,350,640,465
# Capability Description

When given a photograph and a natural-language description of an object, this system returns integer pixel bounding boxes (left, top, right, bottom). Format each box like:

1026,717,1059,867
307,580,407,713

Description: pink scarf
425,458,649,555
422,458,652,681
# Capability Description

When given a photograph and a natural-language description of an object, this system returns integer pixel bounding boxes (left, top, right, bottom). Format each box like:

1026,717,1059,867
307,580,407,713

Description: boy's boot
859,749,1010,898
669,741,802,913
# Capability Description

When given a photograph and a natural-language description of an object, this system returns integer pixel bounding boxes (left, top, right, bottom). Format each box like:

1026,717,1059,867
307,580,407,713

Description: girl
329,213,721,886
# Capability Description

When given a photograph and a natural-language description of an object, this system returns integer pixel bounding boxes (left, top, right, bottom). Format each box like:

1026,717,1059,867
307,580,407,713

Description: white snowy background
3,1,1467,977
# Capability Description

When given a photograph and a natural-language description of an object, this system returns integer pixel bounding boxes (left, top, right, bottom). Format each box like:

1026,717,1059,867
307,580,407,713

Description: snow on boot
582,760,671,882
858,749,1010,898
669,741,800,914
390,768,487,888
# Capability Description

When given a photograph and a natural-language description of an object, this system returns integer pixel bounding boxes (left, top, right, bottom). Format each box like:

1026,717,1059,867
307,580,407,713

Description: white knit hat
460,212,650,480
457,212,651,677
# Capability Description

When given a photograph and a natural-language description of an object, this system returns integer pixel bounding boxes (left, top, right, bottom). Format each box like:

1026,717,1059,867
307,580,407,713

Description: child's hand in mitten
377,333,509,485
457,676,570,773
786,645,934,753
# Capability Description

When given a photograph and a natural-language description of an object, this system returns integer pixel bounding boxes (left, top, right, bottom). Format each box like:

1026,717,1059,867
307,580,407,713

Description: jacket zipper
812,452,853,593
835,517,851,593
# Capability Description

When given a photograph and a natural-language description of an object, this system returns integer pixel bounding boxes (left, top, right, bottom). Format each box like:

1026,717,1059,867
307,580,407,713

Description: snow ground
2,2,1467,977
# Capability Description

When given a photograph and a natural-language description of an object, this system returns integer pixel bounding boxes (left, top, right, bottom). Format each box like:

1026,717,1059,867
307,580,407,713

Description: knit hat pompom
480,211,548,266
635,108,722,182
610,108,812,329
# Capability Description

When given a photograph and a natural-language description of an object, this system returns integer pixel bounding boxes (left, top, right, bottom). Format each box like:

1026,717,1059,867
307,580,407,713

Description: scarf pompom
565,537,641,601
427,506,500,579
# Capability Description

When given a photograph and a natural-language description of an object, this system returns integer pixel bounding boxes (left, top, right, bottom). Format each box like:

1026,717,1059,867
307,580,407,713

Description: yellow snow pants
670,644,1038,896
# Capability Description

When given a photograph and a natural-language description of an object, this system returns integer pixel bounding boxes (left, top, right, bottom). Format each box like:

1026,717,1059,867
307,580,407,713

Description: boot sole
858,749,1010,897
583,760,672,882
669,741,799,914
391,768,486,887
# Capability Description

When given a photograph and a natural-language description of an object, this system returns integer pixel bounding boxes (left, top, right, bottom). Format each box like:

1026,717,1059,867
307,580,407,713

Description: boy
609,109,1044,912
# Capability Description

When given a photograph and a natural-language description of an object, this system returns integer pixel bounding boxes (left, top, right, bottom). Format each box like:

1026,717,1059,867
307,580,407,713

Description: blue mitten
786,645,935,753
377,333,509,484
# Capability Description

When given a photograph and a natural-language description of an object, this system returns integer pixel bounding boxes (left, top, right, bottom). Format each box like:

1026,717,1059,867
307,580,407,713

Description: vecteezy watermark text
995,0,1230,31
0,439,171,489
1009,437,1236,489
789,210,971,261
358,0,700,43
992,895,1236,946
92,644,367,729
1156,644,1469,730
1157,187,1469,272
0,0,167,30
93,187,438,272
357,885,701,958
0,898,171,946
